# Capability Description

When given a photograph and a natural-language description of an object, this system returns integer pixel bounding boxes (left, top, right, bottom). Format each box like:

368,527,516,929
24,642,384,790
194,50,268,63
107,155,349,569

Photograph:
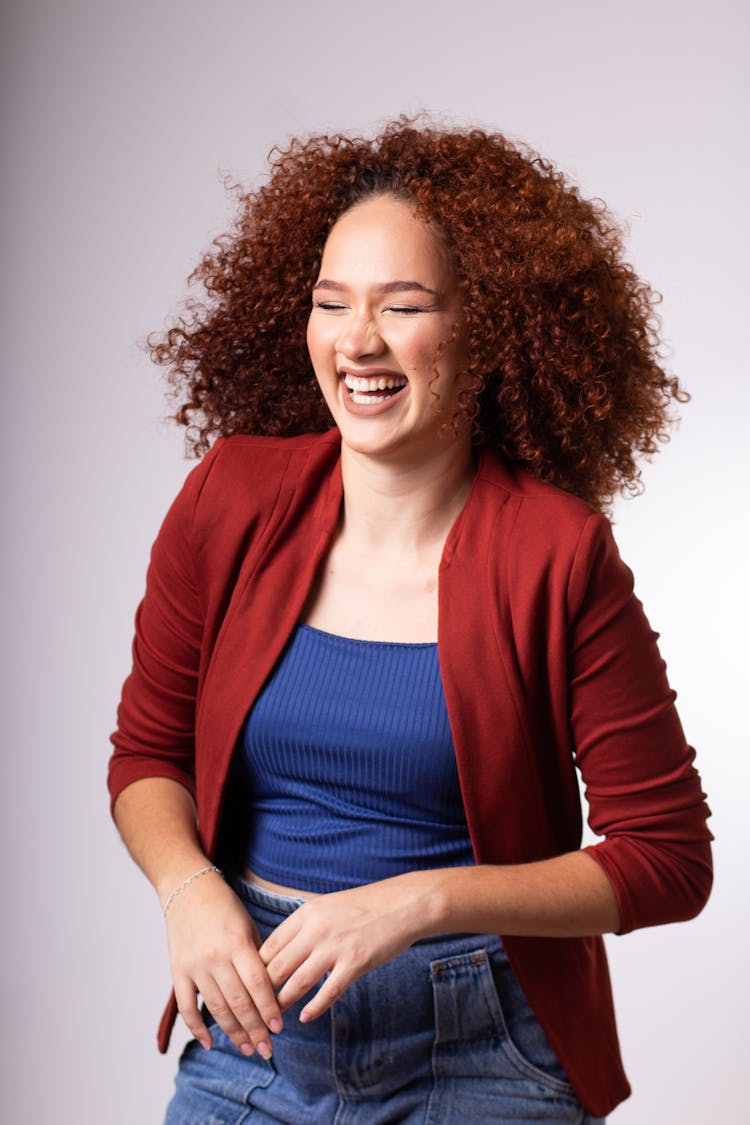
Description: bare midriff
243,866,320,899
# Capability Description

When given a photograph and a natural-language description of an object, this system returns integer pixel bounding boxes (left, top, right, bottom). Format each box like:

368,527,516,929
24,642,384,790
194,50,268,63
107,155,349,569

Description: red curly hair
150,118,685,510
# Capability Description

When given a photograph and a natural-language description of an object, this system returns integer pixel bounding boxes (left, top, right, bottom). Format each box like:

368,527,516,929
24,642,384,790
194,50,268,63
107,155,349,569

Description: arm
566,513,713,932
260,514,711,1021
258,850,619,1022
114,777,282,1058
109,449,283,1056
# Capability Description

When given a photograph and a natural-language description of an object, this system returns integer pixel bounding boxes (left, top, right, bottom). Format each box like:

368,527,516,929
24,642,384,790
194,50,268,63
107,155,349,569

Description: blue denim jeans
164,877,605,1124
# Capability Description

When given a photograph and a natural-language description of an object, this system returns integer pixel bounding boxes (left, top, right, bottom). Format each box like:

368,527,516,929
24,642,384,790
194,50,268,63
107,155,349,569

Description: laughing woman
109,120,712,1124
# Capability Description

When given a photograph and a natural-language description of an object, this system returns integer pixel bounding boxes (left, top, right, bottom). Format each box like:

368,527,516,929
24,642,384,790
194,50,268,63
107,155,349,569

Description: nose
335,310,385,360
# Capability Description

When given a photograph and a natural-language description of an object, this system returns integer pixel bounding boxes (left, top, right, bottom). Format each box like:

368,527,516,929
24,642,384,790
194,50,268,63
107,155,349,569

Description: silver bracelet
162,865,223,916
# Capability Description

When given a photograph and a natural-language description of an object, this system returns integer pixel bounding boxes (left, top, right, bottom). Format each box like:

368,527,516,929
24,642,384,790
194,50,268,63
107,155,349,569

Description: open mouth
342,372,408,405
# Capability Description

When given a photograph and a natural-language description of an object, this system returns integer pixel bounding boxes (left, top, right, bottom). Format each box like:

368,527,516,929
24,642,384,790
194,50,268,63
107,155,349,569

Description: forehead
320,195,453,283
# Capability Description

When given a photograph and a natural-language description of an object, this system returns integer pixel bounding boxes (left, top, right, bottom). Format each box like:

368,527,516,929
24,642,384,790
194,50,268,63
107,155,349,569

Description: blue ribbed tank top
226,624,474,893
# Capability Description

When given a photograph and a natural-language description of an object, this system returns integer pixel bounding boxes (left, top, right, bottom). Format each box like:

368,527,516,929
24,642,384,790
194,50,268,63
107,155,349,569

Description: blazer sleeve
107,444,221,813
567,513,713,934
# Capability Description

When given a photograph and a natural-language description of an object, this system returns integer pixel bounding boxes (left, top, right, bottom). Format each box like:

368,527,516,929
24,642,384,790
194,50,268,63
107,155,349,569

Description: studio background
2,1,747,1120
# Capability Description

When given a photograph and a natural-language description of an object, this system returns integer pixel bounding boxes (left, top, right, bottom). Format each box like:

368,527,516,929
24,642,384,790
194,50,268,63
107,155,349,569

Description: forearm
113,776,214,908
258,849,620,1021
399,850,621,940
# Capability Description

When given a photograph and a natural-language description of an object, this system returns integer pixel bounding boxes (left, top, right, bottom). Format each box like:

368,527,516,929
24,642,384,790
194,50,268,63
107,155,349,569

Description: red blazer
108,430,712,1117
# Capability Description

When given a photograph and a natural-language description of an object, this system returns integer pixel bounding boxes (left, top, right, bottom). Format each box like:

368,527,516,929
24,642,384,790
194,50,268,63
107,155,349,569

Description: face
306,194,468,464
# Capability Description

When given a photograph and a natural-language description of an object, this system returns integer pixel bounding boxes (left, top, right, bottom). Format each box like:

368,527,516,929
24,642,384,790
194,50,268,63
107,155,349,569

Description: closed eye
312,300,348,311
311,298,438,315
387,304,440,315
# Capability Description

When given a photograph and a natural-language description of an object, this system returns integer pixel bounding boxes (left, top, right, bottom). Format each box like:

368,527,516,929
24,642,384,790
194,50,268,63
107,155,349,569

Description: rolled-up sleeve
108,445,221,813
568,513,713,933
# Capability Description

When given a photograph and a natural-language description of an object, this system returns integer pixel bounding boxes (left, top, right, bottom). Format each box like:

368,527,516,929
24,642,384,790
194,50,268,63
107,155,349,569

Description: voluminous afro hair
150,118,686,511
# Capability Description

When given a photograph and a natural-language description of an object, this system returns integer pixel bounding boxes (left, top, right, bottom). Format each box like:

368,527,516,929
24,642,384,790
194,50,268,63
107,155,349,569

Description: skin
306,193,468,472
113,195,620,1062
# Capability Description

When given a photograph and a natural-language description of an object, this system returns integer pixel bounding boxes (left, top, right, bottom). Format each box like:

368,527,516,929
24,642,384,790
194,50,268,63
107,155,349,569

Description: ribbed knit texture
227,624,474,892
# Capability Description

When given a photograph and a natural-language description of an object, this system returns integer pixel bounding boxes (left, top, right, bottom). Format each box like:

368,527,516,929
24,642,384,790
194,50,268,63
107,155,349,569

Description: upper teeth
343,373,408,392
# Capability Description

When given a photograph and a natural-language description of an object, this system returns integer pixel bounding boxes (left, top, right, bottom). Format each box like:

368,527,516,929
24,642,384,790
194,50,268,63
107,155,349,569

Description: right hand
164,871,283,1057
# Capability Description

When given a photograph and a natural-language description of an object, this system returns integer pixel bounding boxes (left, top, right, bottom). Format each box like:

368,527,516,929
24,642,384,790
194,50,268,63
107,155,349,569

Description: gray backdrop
2,0,748,1120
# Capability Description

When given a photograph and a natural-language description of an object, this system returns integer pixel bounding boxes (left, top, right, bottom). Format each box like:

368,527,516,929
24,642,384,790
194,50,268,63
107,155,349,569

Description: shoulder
467,448,627,614
474,446,604,549
184,428,340,505
200,430,341,484
158,430,342,548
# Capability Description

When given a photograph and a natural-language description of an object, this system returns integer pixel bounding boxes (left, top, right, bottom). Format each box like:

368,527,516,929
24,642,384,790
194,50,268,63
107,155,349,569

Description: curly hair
150,118,686,510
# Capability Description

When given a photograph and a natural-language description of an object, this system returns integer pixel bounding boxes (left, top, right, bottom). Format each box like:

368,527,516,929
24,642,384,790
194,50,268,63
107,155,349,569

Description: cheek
404,327,460,378
431,320,467,382
305,316,320,362
306,321,338,406
306,315,338,372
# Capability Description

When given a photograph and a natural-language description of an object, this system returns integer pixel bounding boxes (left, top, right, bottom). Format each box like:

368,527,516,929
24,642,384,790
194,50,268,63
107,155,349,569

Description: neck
339,438,476,556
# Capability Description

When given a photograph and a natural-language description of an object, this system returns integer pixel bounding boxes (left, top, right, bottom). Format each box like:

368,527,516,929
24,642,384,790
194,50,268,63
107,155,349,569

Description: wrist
394,868,460,939
162,864,224,915
155,853,217,909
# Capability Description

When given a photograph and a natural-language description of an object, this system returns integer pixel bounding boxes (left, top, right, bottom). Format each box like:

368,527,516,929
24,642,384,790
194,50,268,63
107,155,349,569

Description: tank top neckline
297,621,438,649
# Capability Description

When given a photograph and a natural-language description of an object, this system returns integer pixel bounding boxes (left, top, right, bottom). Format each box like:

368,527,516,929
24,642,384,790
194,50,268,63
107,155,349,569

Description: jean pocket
429,947,574,1099
168,1031,276,1125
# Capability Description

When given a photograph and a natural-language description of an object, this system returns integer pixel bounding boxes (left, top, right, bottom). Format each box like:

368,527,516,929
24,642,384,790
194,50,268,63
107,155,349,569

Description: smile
342,372,408,405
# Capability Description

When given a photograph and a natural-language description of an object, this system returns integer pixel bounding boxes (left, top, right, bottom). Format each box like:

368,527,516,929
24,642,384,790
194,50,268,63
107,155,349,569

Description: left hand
257,878,427,1022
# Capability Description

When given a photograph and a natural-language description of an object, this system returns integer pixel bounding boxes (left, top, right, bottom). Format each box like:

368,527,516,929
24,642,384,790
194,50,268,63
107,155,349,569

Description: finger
197,981,263,1057
298,967,353,1023
263,946,302,992
205,967,277,1057
234,948,284,1034
258,911,303,964
261,925,322,992
274,951,338,1013
260,907,330,988
173,977,212,1050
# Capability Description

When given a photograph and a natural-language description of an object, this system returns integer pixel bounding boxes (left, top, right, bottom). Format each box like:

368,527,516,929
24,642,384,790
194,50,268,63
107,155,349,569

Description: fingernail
199,1037,211,1051
269,1017,282,1034
240,1041,255,1056
257,1040,273,1060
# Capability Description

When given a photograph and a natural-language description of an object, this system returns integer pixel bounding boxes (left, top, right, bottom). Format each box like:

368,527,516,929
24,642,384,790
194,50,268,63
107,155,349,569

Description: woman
109,120,712,1123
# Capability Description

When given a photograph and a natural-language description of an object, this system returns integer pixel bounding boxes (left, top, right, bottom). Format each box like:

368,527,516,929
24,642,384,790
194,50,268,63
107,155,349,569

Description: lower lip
339,380,408,417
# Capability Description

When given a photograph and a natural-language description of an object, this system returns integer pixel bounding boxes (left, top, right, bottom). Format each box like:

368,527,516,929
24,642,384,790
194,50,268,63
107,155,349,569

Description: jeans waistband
231,872,307,915
231,871,499,950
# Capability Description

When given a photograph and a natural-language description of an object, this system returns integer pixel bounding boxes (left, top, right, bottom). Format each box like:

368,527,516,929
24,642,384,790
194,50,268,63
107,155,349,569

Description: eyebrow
313,279,439,296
